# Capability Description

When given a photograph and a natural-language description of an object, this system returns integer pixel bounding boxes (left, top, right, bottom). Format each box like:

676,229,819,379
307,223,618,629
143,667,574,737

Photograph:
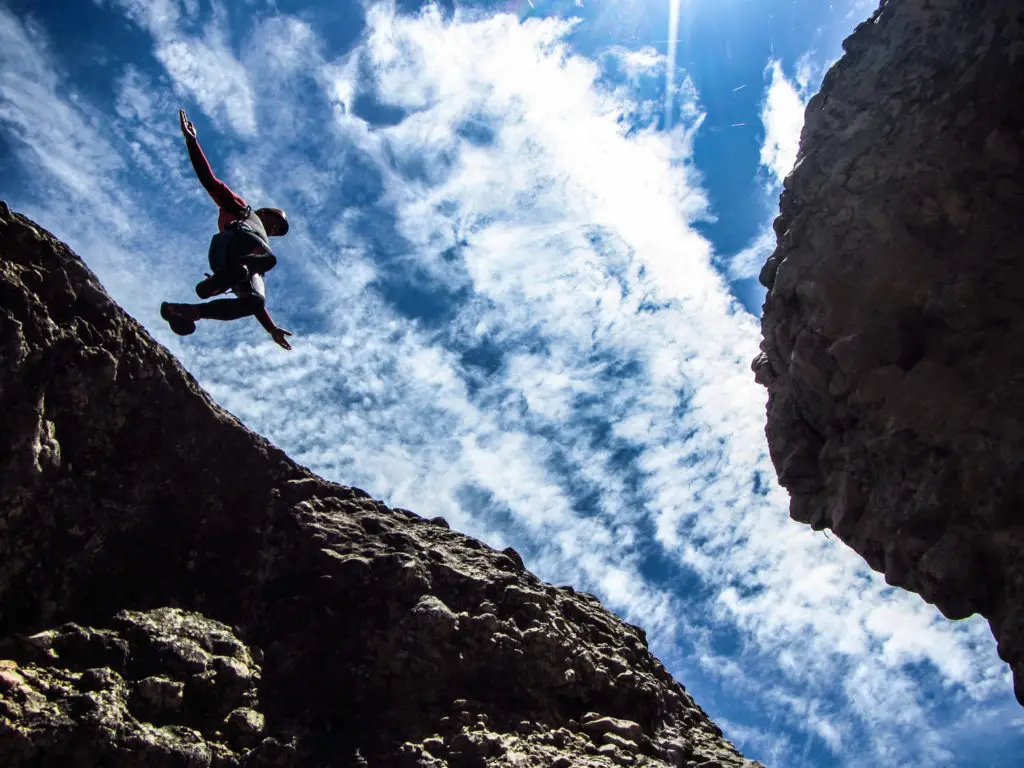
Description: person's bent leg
198,229,262,298
240,251,276,275
195,294,265,321
196,266,246,299
196,235,247,299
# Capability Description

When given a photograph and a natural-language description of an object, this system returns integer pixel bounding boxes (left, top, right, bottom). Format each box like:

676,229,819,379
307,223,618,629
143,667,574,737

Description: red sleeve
186,136,248,213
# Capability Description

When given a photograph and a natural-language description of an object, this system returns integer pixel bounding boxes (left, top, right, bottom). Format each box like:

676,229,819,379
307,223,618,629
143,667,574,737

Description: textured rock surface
754,0,1024,703
1,204,760,764
0,608,286,765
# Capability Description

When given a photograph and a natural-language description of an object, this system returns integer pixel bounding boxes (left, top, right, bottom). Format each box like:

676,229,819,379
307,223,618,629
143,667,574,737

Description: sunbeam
665,0,681,129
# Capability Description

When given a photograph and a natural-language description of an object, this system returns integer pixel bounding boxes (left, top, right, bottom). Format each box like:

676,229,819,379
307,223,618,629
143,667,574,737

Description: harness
209,205,275,273
225,204,271,251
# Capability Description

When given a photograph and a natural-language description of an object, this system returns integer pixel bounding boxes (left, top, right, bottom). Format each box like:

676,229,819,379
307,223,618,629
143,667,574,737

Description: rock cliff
754,0,1024,703
0,204,757,764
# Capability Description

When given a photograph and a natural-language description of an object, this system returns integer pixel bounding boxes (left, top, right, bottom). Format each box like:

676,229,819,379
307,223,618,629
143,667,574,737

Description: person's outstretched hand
179,108,197,140
271,327,293,350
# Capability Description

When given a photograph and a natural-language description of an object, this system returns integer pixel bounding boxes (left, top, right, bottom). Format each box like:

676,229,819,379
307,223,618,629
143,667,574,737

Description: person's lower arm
255,306,276,334
186,137,214,183
186,136,244,211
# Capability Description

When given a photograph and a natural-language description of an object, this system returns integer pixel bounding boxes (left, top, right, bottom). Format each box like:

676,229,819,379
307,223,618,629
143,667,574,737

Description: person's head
256,207,289,237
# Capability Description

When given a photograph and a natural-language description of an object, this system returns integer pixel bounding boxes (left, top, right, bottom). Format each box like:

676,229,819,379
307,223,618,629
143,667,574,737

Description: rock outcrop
1,203,758,764
754,0,1024,703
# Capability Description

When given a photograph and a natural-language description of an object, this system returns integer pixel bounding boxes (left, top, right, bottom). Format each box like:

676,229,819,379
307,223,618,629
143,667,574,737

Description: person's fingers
179,110,196,138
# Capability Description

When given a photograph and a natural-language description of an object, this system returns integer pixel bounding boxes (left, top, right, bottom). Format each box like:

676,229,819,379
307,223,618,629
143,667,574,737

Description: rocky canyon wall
754,0,1024,704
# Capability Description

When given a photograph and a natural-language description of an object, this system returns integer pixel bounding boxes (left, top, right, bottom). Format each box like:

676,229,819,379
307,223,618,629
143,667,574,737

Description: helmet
256,207,289,236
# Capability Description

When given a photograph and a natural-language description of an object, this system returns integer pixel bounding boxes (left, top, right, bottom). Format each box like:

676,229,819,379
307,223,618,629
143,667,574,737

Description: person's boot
195,269,238,299
160,302,198,335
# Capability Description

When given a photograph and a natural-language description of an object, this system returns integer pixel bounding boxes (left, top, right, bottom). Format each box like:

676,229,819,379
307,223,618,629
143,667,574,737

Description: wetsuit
185,136,278,332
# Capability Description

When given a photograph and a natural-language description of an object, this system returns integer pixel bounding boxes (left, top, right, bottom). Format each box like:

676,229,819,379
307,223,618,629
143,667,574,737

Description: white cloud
0,10,129,230
2,4,1020,768
159,37,256,135
725,58,817,281
599,45,665,81
110,0,257,136
759,60,807,185
847,0,882,19
715,716,802,768
794,52,818,93
102,0,190,35
726,224,774,281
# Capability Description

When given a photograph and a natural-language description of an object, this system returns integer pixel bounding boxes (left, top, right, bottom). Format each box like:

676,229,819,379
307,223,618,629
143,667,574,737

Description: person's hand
179,109,197,140
271,327,293,350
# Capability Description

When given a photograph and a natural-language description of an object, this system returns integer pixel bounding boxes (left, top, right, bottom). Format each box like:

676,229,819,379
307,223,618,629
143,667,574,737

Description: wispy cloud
108,0,257,136
722,59,810,281
1,3,1019,768
0,10,128,230
726,225,774,282
758,60,807,186
725,51,833,282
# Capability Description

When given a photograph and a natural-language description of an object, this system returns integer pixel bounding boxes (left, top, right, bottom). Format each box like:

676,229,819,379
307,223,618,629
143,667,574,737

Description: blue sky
2,0,1023,765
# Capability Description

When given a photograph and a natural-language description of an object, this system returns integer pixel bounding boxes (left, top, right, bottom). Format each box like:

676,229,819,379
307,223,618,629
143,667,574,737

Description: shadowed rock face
0,204,759,765
754,0,1024,704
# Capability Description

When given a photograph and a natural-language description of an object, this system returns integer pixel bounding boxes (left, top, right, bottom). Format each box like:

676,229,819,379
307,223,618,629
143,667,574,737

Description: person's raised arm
179,109,248,213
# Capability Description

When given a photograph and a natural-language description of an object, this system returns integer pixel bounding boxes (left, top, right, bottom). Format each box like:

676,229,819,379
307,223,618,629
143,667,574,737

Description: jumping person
160,109,293,350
